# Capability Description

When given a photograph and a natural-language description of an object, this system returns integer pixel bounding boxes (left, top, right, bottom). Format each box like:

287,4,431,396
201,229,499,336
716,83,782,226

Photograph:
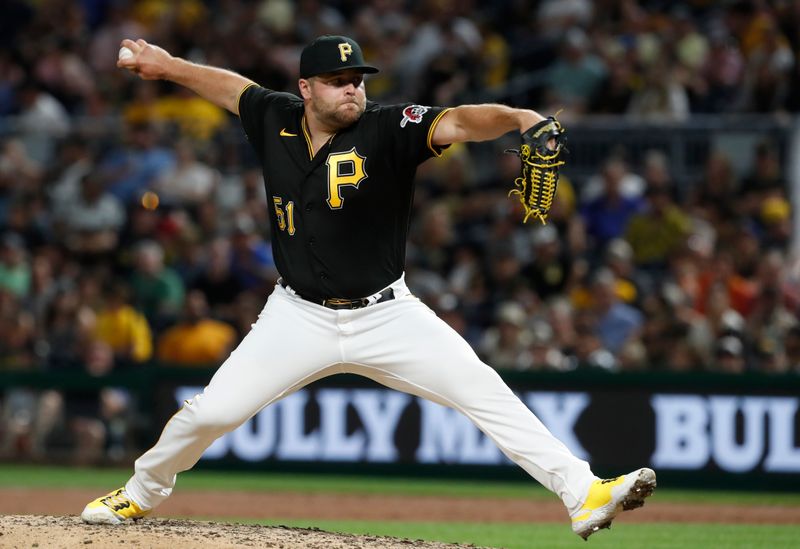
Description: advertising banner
158,372,800,489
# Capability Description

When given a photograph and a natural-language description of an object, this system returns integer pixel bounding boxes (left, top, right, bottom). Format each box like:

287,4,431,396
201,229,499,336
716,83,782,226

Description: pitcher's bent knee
177,399,244,435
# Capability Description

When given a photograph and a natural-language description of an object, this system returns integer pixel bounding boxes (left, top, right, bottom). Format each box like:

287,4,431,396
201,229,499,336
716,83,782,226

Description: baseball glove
505,116,567,224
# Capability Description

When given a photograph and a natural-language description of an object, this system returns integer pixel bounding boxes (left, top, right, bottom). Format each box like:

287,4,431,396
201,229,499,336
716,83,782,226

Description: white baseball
118,46,134,61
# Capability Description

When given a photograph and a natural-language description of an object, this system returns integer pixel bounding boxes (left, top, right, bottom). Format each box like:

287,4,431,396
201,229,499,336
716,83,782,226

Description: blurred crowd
1,0,800,462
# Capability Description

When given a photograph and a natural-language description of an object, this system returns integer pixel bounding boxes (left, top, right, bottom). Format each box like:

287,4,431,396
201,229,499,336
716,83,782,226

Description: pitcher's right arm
117,38,254,116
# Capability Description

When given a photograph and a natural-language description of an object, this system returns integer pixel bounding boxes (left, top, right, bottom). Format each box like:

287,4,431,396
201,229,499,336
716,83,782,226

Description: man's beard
312,97,365,129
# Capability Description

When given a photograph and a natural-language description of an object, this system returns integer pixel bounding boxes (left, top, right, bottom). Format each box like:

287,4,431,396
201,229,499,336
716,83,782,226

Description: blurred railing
562,115,794,184
1,113,794,182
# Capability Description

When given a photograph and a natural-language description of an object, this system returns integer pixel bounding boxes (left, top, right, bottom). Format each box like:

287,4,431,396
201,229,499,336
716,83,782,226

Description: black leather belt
279,279,395,310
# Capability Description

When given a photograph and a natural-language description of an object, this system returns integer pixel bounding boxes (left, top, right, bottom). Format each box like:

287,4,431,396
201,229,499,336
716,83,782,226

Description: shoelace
102,490,132,511
515,159,565,224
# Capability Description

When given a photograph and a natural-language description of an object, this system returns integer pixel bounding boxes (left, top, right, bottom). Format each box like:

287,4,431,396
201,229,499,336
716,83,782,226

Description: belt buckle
323,297,359,309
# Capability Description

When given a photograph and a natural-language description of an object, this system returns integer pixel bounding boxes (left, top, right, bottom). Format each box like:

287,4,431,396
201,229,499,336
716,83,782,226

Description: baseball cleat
81,488,150,525
571,468,656,540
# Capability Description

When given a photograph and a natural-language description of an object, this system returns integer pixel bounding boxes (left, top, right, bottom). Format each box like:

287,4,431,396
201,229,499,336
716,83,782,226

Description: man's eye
326,77,361,87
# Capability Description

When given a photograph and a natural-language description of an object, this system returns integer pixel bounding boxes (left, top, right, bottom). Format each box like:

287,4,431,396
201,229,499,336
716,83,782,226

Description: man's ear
298,78,312,100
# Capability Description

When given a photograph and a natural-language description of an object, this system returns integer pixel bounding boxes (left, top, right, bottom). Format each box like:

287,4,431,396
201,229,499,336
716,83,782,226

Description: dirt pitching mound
0,515,485,549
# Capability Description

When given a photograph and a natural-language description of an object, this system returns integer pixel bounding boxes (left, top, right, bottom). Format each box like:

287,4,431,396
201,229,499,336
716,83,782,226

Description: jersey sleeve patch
400,105,430,128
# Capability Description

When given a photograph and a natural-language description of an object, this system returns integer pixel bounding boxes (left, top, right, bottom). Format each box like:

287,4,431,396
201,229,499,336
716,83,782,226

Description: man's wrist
164,56,188,83
519,110,545,133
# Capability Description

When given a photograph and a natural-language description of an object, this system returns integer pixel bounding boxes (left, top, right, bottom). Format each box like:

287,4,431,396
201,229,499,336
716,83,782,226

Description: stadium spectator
523,224,577,303
153,85,229,141
154,140,220,207
93,281,153,366
590,57,636,115
688,150,740,226
99,121,175,204
624,182,692,280
228,214,277,294
14,79,70,164
191,236,243,321
543,28,607,114
24,251,65,328
602,238,640,306
740,140,786,201
757,195,792,251
588,268,644,356
568,309,617,371
580,156,644,258
479,301,534,371
0,289,35,370
738,15,795,112
712,335,747,374
156,290,237,367
746,283,798,371
700,30,745,113
0,233,31,299
626,58,691,123
695,248,758,318
129,240,185,328
56,170,126,259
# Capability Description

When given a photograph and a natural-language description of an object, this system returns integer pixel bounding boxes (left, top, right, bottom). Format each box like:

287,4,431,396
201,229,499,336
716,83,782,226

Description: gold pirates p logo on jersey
326,148,367,209
338,42,353,62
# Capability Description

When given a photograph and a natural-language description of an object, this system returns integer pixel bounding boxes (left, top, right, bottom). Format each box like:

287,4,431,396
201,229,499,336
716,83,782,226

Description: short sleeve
376,104,452,166
238,85,298,152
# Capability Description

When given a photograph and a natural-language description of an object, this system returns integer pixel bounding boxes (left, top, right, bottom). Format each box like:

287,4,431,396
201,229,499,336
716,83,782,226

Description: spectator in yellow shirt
93,282,153,364
156,290,237,366
624,184,691,273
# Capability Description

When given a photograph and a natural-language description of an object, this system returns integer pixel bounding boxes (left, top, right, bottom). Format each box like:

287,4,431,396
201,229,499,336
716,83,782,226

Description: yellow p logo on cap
338,42,353,62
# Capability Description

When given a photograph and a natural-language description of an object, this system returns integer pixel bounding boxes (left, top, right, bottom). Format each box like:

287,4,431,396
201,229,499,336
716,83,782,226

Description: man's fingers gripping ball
117,44,139,72
118,46,134,61
505,116,567,224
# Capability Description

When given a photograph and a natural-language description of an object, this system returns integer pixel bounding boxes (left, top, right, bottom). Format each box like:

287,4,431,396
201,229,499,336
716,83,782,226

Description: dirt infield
0,515,486,549
0,488,796,548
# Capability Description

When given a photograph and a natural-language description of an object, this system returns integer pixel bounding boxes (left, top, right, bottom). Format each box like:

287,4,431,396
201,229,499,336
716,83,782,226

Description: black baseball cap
300,35,379,79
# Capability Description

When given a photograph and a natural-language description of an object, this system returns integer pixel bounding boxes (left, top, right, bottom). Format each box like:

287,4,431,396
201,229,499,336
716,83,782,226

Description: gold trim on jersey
301,115,338,160
301,116,314,159
426,107,453,157
235,82,257,115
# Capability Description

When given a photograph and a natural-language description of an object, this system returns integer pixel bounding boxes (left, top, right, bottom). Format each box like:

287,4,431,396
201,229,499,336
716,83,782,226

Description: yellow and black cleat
81,488,150,525
571,468,656,540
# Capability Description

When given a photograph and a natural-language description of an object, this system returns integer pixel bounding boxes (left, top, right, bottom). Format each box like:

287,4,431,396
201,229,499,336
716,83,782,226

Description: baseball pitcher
81,35,655,540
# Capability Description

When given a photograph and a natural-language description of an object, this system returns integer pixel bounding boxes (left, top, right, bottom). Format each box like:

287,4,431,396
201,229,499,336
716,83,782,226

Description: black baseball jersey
238,84,450,303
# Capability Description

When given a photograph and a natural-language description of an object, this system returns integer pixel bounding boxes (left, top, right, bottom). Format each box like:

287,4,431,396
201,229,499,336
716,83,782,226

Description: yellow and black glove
505,116,567,224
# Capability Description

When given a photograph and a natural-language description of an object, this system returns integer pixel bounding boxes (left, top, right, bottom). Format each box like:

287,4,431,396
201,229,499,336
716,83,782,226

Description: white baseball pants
125,276,596,513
